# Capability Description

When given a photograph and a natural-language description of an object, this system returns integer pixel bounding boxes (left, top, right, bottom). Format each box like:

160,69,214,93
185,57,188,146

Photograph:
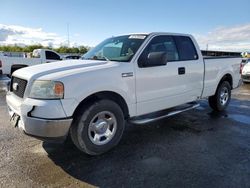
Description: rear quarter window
174,36,198,61
45,51,61,60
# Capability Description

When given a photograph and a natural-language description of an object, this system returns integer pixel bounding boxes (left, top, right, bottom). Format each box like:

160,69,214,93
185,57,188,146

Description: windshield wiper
82,56,110,61
94,56,110,61
101,56,110,61
81,57,92,60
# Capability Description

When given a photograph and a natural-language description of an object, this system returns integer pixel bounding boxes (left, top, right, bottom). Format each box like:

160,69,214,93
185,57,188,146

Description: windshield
82,34,147,62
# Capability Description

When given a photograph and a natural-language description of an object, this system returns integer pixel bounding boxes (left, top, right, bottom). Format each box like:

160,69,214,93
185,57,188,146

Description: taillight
240,63,243,74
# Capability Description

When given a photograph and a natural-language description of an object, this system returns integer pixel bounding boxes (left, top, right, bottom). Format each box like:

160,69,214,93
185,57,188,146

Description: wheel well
219,74,233,89
73,91,130,119
11,64,28,75
11,64,28,69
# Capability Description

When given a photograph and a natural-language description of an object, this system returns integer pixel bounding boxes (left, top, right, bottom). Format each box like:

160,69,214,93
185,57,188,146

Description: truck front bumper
6,92,72,142
242,74,250,82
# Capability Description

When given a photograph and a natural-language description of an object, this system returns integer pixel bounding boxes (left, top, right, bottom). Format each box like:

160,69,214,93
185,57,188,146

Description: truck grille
10,77,27,98
242,75,250,80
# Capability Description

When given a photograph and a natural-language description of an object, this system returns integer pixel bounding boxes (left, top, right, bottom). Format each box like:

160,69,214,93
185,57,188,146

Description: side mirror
138,51,168,67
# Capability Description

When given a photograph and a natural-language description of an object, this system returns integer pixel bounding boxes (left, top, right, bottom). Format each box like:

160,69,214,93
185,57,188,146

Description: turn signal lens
240,63,243,74
54,82,64,97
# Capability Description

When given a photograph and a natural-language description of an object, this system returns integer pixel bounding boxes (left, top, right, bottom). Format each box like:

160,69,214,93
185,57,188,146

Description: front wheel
70,99,125,155
208,81,231,111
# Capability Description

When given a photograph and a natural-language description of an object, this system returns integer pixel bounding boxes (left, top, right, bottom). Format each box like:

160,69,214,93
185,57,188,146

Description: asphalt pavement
0,77,249,188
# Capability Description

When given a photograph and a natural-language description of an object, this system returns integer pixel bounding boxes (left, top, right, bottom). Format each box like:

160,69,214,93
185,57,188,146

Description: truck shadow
42,98,250,187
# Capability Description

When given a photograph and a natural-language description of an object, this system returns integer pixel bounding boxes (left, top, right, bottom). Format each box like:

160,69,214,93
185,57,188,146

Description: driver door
135,35,202,116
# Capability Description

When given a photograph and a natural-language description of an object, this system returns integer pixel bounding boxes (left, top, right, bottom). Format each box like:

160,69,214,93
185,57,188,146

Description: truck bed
202,57,242,98
0,57,43,75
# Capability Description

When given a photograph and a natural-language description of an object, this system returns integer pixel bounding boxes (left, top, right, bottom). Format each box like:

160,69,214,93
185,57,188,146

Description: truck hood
13,59,117,80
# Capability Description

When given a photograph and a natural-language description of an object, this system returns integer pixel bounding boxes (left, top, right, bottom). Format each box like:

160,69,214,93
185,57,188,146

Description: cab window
174,36,198,61
140,35,179,62
45,51,61,60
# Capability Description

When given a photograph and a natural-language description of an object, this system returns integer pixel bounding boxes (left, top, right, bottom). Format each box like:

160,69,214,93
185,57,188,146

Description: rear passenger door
135,35,203,115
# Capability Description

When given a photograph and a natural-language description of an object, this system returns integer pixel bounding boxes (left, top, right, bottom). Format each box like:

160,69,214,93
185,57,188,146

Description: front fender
60,63,136,117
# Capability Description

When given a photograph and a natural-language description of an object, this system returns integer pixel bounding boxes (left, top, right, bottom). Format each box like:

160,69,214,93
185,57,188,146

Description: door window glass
45,51,61,60
140,35,179,62
174,36,198,61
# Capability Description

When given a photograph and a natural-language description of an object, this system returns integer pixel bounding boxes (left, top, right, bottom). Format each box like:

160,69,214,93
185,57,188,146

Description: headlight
29,80,64,99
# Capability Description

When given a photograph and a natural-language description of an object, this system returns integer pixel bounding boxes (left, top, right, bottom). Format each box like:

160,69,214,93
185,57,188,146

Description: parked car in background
241,58,249,67
0,49,62,76
63,55,81,60
241,58,250,83
0,51,7,57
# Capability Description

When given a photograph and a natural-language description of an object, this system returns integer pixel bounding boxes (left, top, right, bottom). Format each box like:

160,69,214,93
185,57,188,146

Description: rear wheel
208,81,231,111
70,99,125,155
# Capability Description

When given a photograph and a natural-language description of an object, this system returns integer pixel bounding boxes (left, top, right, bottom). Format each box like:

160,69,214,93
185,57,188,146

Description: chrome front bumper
19,115,72,139
6,92,72,141
242,74,250,82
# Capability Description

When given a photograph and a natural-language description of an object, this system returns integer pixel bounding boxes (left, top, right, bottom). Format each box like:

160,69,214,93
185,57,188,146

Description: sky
0,0,250,51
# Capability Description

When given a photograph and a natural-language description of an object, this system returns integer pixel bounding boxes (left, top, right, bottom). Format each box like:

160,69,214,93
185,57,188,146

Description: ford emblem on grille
13,83,19,91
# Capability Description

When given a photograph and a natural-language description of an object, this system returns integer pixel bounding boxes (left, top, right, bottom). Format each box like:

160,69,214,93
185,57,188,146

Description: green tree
78,46,89,54
0,44,90,54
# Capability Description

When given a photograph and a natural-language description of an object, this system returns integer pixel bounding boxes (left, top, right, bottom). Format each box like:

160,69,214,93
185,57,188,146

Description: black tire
70,99,125,155
208,81,231,111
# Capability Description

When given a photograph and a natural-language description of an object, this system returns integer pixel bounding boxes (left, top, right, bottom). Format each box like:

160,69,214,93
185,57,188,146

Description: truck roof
117,32,193,37
149,32,192,36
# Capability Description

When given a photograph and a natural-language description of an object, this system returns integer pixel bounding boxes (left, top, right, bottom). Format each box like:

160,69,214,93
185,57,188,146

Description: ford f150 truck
6,33,242,155
0,49,62,76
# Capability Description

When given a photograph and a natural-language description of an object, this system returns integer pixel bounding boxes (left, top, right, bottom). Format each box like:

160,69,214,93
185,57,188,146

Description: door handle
178,67,185,75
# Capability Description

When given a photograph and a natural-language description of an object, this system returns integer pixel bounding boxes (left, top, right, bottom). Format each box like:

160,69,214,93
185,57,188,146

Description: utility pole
206,44,209,51
67,23,70,47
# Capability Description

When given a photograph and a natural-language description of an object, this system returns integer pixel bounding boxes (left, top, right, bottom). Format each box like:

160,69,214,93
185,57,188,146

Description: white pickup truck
0,49,62,76
6,33,242,155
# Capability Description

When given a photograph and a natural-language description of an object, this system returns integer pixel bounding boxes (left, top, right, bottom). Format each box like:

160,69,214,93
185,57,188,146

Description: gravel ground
0,78,250,188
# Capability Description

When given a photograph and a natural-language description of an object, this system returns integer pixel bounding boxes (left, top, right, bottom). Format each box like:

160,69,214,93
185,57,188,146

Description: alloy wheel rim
88,111,117,145
220,87,229,106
